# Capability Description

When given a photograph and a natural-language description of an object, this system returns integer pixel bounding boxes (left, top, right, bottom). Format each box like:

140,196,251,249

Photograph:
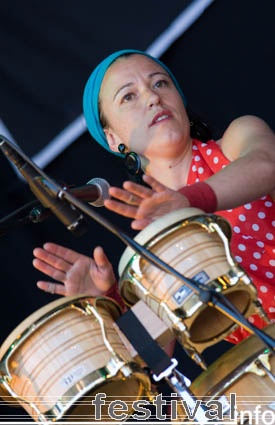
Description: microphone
29,178,111,224
70,178,110,207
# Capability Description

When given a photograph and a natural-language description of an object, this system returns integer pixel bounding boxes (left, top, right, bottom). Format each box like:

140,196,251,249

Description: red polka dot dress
187,139,275,343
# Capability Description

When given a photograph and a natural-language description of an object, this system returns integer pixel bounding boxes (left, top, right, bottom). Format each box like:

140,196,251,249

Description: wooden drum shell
119,209,258,353
0,295,150,422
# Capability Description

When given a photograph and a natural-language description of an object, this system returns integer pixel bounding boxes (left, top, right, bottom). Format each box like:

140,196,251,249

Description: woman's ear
104,128,124,153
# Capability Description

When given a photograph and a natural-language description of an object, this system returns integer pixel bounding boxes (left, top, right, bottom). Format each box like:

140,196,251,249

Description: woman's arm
104,116,275,229
207,115,275,210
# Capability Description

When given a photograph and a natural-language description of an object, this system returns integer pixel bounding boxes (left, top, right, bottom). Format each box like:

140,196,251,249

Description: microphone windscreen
87,177,110,207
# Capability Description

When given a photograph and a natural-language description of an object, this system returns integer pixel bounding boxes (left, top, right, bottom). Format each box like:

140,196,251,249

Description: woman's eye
121,93,134,103
154,79,168,88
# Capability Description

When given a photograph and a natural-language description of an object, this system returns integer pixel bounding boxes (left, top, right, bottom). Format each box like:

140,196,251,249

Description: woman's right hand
105,175,190,230
33,243,116,296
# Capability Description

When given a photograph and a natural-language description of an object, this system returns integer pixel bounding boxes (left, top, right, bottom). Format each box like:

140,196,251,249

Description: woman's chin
145,139,187,160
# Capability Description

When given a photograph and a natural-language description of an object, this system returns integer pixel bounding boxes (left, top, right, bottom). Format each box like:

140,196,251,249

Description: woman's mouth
150,111,172,127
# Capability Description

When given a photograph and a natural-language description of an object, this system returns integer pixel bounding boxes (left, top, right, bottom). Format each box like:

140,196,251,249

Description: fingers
37,281,66,296
121,181,154,199
134,193,165,220
42,242,85,264
33,247,72,274
108,178,166,208
104,199,139,218
33,242,88,272
33,258,67,282
109,186,143,205
106,183,153,219
142,175,167,192
131,218,151,230
93,246,110,268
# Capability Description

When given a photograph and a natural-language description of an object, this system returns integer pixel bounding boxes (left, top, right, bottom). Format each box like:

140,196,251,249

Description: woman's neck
145,139,193,190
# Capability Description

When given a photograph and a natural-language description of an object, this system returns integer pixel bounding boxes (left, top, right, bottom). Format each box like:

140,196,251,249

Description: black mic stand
0,200,53,237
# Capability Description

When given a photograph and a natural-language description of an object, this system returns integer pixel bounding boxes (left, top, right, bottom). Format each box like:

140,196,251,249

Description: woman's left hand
104,175,190,230
33,243,116,296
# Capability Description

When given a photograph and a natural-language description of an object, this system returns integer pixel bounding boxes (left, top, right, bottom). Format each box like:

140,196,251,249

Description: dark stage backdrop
0,0,274,420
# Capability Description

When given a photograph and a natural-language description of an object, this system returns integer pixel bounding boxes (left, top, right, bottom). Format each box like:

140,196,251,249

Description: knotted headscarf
83,49,186,157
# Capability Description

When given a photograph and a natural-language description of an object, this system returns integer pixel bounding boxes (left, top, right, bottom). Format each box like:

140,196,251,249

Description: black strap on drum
116,309,172,376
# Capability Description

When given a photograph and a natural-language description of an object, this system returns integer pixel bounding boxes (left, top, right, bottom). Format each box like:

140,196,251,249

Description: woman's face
99,54,190,159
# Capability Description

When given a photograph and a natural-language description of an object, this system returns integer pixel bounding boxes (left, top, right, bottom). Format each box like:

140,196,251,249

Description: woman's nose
145,89,161,108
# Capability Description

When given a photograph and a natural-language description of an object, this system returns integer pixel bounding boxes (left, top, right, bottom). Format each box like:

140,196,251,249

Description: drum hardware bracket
254,354,275,382
131,271,150,296
225,267,251,287
209,222,235,267
175,339,208,370
152,358,178,382
166,369,211,423
160,301,187,332
107,356,131,377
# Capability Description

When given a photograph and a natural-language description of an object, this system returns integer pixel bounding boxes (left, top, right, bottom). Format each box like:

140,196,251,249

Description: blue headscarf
83,49,186,157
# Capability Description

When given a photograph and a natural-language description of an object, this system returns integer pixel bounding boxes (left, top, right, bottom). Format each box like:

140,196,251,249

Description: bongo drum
190,324,275,425
0,295,151,422
119,208,261,359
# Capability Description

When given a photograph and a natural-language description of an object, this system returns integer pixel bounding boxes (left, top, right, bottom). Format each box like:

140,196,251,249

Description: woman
33,49,275,342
